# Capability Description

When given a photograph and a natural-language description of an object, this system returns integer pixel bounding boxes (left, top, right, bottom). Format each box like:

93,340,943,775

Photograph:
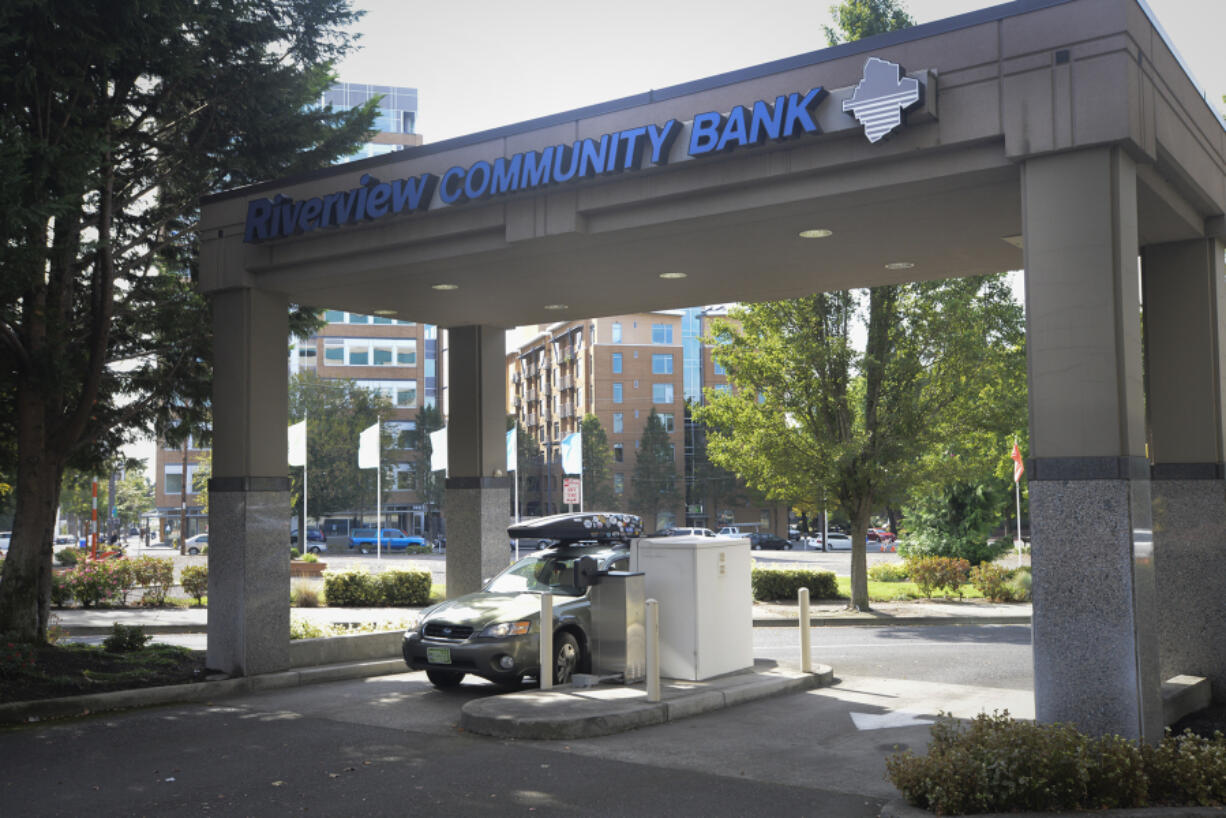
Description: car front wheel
359,544,371,555
783,543,792,550
308,546,321,554
426,669,465,688
552,632,580,686
188,547,199,555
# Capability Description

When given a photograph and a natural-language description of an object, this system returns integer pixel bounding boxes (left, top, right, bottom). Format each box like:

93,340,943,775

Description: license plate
426,647,451,665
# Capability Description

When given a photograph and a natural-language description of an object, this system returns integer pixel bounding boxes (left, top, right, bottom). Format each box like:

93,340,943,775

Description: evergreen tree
631,409,683,529
579,414,617,510
0,0,376,641
413,404,445,537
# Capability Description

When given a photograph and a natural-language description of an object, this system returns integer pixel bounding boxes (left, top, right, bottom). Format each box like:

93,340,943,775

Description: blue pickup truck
346,528,426,554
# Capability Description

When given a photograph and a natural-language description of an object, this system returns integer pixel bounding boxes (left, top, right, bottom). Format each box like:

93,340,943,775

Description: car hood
421,592,575,628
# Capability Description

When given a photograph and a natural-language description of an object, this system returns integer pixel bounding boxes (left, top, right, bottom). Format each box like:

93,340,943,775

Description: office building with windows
321,82,422,160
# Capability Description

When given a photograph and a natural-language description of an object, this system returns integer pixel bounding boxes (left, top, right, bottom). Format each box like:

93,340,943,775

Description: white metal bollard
540,592,553,690
798,586,811,674
645,598,661,702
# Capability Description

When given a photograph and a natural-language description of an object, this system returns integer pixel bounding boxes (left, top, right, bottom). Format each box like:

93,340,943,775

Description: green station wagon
402,512,642,690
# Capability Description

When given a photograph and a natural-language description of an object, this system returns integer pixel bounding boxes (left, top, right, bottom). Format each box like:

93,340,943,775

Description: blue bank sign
242,59,924,244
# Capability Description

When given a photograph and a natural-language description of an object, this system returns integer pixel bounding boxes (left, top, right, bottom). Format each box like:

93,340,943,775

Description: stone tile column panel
1143,237,1226,701
445,325,512,597
1023,147,1163,741
207,288,292,676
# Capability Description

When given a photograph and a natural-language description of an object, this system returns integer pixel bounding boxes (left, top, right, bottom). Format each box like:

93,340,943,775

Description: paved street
2,623,1033,817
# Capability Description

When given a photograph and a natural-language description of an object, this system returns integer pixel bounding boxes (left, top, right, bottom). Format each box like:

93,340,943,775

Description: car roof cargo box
507,512,643,543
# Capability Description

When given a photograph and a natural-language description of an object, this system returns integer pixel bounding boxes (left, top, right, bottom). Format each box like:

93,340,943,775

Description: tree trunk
0,391,64,642
848,503,873,612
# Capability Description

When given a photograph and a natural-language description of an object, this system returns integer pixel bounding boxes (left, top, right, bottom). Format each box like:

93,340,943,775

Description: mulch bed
0,643,207,703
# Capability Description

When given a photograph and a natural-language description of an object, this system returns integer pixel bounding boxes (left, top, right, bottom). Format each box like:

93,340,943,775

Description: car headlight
479,620,531,638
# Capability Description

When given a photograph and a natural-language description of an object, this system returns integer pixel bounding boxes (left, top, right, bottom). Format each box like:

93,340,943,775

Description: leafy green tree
0,0,376,641
687,408,748,526
580,414,617,510
288,373,394,526
413,403,445,536
696,276,1024,610
823,0,914,45
631,409,683,529
901,481,1012,565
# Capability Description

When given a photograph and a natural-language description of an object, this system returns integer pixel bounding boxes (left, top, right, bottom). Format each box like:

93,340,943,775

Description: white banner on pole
560,431,582,475
506,427,517,473
430,427,448,474
358,422,380,469
287,420,307,467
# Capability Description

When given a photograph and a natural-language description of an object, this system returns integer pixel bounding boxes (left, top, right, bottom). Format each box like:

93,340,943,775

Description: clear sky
337,0,1225,143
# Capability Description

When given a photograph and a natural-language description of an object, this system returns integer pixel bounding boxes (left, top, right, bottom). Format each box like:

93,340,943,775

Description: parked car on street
404,511,642,690
867,528,897,543
749,532,793,550
290,527,327,553
648,527,717,538
185,533,209,555
346,528,426,554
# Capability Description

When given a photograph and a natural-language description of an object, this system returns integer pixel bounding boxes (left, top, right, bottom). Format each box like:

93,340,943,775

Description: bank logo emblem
842,57,921,143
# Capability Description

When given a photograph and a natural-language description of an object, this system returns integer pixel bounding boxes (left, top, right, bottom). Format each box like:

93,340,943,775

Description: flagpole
303,413,308,556
376,414,382,561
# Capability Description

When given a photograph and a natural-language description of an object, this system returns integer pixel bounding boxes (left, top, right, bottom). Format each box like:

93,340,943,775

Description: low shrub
51,572,72,607
868,562,909,582
299,552,319,563
1006,567,1032,602
131,556,175,606
291,581,323,607
103,623,151,653
289,617,325,640
968,562,1012,601
887,711,1226,814
322,569,381,606
65,560,126,607
55,548,80,567
289,548,301,560
905,556,970,598
378,570,432,606
180,564,209,605
403,544,432,555
751,568,838,601
0,639,37,677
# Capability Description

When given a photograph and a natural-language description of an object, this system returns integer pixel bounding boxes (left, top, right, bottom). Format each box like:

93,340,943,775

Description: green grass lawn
833,576,985,602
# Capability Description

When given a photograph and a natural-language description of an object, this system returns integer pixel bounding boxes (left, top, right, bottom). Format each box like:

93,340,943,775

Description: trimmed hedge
323,568,432,607
888,710,1226,815
751,568,838,601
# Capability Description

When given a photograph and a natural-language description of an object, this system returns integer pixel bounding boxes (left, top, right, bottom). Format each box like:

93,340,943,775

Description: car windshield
484,553,594,597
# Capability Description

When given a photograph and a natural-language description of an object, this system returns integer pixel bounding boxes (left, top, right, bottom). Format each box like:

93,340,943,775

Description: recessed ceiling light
373,309,397,316
431,283,458,291
884,262,915,270
543,304,568,311
659,272,687,279
799,228,833,239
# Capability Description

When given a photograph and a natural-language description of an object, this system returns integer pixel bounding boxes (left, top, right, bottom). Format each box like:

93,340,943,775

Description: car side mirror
573,555,599,589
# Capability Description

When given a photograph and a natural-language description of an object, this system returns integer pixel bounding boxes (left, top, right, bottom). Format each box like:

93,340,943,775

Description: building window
613,443,623,462
659,413,675,433
713,358,726,376
612,322,622,344
324,340,344,363
348,344,369,366
652,383,674,403
347,312,370,324
614,473,624,494
652,354,673,374
373,315,394,324
613,413,623,433
652,323,673,344
396,385,417,407
613,383,623,403
324,309,345,323
395,463,415,491
372,345,393,365
164,464,183,495
396,342,417,365
612,352,622,374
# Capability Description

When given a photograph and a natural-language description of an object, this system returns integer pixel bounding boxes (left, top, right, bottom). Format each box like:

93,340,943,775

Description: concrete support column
1142,237,1226,701
207,288,292,676
1022,147,1162,740
444,325,511,597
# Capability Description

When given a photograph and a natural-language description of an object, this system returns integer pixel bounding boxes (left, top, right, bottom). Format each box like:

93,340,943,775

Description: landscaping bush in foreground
751,568,838,601
904,556,970,598
180,565,209,605
886,711,1226,815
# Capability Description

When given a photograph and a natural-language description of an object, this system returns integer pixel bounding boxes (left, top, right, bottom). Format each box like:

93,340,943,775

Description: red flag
1011,443,1025,483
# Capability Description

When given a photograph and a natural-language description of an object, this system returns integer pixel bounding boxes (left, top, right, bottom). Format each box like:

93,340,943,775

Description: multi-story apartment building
322,82,422,160
151,434,210,542
508,308,787,533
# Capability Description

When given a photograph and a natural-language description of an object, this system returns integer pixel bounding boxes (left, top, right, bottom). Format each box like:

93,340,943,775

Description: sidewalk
51,598,1031,634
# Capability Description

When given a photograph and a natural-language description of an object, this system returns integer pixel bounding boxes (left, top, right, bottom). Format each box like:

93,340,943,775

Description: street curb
0,658,407,726
459,665,833,740
880,799,1226,817
755,616,1032,628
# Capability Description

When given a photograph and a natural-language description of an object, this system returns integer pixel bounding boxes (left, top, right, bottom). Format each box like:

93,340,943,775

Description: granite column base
207,487,292,676
444,479,512,598
1030,479,1163,740
1152,478,1226,701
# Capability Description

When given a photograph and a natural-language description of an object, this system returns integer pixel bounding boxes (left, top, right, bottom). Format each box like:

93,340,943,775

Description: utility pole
179,438,189,555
